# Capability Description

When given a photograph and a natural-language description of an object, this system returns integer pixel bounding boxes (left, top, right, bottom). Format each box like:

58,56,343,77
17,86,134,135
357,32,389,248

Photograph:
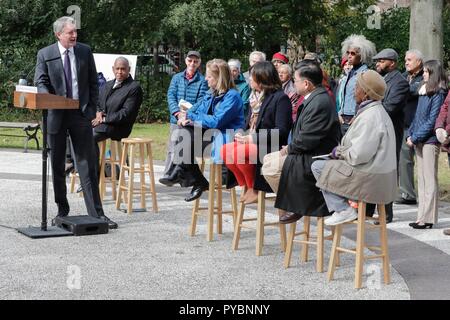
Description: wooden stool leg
230,187,238,227
355,201,367,289
284,222,297,268
139,143,146,210
378,204,391,284
256,191,265,256
216,165,223,235
207,163,215,241
300,216,311,263
327,224,342,281
232,195,246,250
127,144,135,214
116,143,128,210
146,142,158,212
278,209,287,252
190,162,204,236
110,141,118,200
316,217,325,273
69,173,76,193
98,140,107,200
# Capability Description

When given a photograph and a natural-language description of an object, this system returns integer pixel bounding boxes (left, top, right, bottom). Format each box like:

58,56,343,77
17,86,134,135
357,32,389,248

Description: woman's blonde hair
206,59,235,95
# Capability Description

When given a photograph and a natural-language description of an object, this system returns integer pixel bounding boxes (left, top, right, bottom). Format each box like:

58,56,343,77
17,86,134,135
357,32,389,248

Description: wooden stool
284,216,337,273
232,190,287,256
190,161,238,242
116,137,158,214
98,139,122,200
327,202,390,289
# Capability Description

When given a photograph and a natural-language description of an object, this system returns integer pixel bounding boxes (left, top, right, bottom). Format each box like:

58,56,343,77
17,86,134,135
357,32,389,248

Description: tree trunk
409,0,444,62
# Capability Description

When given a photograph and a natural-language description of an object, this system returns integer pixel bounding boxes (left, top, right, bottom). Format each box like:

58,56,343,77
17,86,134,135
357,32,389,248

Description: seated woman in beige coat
311,70,397,226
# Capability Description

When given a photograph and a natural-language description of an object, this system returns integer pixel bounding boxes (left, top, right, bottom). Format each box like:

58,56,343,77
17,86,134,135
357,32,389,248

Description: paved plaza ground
1,149,450,300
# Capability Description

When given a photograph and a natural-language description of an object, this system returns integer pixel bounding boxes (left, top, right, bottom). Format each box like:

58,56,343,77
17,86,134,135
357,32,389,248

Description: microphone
19,56,61,86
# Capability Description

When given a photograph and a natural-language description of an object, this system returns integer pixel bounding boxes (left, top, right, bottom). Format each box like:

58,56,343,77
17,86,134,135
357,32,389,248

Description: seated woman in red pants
221,61,292,204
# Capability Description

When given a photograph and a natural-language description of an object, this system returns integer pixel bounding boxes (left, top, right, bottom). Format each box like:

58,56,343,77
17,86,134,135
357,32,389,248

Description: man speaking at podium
34,16,117,229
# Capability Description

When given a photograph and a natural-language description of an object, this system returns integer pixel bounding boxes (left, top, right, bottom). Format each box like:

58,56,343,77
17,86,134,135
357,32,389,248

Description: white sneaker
325,207,357,226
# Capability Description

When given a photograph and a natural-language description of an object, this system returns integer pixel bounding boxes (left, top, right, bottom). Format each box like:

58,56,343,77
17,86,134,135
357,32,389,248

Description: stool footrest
365,254,385,260
295,240,318,246
336,247,356,255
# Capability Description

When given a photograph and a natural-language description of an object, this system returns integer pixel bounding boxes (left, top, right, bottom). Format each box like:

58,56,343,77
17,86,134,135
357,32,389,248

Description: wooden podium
13,90,79,238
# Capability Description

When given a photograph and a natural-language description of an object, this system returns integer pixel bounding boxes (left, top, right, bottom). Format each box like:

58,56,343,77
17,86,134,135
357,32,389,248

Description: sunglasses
346,51,358,56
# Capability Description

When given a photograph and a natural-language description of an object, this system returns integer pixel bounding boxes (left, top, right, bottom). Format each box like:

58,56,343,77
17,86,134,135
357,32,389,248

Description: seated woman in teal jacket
166,59,244,202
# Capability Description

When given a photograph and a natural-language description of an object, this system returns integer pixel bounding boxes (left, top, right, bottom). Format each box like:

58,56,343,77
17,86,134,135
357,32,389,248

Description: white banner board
93,53,138,81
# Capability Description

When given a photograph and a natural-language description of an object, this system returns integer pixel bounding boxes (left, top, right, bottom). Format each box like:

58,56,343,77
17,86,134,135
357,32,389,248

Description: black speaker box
55,215,109,236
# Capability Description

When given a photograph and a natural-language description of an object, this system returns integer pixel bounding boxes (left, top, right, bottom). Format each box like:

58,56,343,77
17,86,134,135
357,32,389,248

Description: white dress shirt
58,42,79,100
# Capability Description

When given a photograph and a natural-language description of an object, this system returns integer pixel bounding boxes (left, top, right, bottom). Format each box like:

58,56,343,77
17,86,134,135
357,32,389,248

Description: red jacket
434,91,450,151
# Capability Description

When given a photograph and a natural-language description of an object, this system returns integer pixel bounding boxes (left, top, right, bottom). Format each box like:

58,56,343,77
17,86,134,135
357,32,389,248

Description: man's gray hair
115,56,130,67
279,63,293,76
249,51,266,62
228,59,241,71
406,49,425,63
53,16,76,34
341,34,377,65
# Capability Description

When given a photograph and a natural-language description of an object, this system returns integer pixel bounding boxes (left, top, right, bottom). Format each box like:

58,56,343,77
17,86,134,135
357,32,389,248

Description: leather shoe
394,198,417,205
374,218,392,225
159,165,182,186
98,215,118,229
51,214,68,226
279,212,302,224
184,184,209,202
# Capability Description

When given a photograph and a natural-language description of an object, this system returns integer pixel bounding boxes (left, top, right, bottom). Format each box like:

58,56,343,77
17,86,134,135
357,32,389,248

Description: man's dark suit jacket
382,69,410,163
34,42,98,134
94,76,143,140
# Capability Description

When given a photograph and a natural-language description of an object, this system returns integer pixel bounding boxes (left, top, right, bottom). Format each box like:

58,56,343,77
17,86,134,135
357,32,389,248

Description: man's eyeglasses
346,51,358,56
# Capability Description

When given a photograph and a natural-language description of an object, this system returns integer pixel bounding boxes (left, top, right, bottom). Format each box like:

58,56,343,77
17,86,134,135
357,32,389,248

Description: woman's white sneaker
325,207,357,226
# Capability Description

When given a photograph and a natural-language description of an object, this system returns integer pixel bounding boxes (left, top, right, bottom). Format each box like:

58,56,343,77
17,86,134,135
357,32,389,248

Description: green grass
0,122,170,161
2,123,450,201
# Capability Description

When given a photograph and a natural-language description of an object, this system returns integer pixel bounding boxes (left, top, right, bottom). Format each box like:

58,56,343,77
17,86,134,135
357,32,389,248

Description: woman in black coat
275,60,341,223
221,61,292,204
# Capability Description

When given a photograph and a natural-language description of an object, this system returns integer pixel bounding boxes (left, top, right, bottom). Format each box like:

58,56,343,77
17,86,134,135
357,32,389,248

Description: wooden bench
0,121,40,152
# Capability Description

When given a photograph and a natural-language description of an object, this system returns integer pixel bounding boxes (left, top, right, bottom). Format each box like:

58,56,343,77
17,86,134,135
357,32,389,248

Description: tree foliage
0,0,448,122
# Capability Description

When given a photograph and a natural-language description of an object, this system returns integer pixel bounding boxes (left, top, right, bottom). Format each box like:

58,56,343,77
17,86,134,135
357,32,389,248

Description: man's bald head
113,57,131,82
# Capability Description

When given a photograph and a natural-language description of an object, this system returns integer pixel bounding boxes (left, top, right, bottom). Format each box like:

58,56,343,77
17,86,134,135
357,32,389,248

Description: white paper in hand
179,99,193,111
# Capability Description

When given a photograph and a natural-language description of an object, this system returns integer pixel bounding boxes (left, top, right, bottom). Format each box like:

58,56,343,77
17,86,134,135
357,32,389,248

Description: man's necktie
64,50,73,98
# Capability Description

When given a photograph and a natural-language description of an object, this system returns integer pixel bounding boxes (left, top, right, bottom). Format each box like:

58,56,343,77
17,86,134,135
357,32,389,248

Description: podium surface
13,91,79,110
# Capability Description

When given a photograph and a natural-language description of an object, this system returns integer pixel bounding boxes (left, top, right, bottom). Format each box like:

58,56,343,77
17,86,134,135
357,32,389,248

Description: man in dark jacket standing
395,50,424,205
266,60,341,224
34,16,116,228
372,48,410,223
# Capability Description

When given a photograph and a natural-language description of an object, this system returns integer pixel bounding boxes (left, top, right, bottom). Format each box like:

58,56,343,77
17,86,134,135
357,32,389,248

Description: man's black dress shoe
409,222,433,229
394,198,417,205
51,214,68,226
279,212,302,224
98,215,118,229
185,184,209,202
159,165,182,186
159,175,180,187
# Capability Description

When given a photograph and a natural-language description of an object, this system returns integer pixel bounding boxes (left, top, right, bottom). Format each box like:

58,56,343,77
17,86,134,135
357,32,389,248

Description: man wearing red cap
271,52,289,71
